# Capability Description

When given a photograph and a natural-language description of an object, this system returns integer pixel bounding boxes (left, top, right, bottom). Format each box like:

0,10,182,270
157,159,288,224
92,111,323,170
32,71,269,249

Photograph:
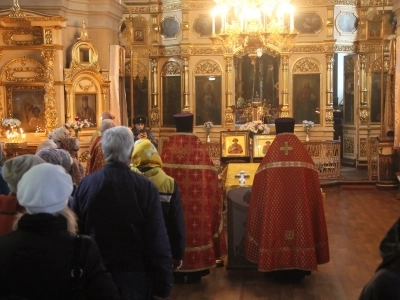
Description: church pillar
325,54,334,123
41,48,57,133
280,54,289,118
359,54,369,124
224,54,234,128
182,57,190,112
150,58,159,126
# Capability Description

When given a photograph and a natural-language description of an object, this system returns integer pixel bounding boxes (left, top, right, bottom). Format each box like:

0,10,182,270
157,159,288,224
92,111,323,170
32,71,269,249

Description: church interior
0,0,400,298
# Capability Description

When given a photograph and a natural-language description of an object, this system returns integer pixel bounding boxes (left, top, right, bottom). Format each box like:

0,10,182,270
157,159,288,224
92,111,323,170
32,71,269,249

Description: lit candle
211,9,216,34
289,6,294,32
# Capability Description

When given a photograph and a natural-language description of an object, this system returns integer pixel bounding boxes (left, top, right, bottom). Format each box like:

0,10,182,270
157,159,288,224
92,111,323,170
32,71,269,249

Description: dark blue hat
134,115,147,125
173,113,193,133
275,118,295,134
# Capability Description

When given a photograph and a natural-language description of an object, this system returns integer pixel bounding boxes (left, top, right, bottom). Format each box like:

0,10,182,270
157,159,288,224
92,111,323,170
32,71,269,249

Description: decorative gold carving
8,0,25,18
360,138,367,157
78,82,94,91
291,45,325,53
161,61,181,76
343,137,354,155
345,57,354,73
151,106,160,124
41,49,57,133
127,7,151,14
44,29,52,44
2,56,45,83
3,27,43,45
161,3,182,12
125,60,148,80
78,20,89,41
194,60,222,75
325,109,334,123
334,0,357,5
191,47,225,55
225,106,234,126
360,108,369,123
293,58,321,73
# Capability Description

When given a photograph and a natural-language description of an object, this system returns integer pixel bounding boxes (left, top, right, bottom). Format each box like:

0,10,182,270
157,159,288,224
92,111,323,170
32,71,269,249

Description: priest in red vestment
161,113,227,284
244,117,330,282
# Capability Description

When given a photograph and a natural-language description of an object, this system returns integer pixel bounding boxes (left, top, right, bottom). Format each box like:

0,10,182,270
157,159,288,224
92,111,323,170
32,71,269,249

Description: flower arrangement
2,118,21,129
65,117,92,137
239,120,270,135
203,121,213,133
302,120,314,134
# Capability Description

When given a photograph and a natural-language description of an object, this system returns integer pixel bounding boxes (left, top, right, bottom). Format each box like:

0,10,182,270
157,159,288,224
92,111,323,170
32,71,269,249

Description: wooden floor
170,185,400,300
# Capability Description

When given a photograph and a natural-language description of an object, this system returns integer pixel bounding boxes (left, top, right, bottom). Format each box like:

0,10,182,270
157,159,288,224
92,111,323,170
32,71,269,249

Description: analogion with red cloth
245,133,330,272
161,133,227,272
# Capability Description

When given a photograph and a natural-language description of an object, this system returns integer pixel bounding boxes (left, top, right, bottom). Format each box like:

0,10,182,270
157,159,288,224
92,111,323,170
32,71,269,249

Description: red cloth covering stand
244,133,330,272
161,133,227,272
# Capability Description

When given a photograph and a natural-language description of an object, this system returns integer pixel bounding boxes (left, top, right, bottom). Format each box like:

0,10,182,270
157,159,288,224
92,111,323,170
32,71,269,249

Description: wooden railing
205,139,341,179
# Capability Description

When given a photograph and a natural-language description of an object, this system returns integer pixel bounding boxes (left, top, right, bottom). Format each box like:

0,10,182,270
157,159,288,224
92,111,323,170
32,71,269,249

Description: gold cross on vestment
280,142,293,155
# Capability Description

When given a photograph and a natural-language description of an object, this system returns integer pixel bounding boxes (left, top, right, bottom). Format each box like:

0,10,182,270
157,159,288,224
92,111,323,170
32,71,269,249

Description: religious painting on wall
294,12,323,34
162,76,182,126
370,72,387,123
6,85,45,133
336,12,358,34
344,77,354,124
367,21,382,39
292,74,320,125
195,76,222,126
74,94,97,127
235,54,280,125
220,131,250,158
253,135,275,158
161,17,180,39
193,14,222,37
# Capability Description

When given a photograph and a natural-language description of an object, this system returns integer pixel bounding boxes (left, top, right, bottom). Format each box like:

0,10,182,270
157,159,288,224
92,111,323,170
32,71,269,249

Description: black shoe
186,274,201,284
216,259,225,267
273,270,310,284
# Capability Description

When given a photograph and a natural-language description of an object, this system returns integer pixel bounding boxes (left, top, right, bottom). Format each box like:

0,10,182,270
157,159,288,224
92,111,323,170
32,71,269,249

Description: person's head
36,147,63,166
81,96,89,108
173,113,194,133
232,138,239,144
101,111,115,121
131,138,162,168
36,139,57,153
100,119,116,134
32,106,40,116
133,115,146,130
2,154,45,193
48,127,70,147
275,118,295,134
265,141,271,145
60,136,80,158
16,163,77,234
101,126,133,164
57,149,73,172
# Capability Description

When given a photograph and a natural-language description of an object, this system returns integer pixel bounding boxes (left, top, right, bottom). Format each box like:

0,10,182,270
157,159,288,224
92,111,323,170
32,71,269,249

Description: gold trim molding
3,27,43,45
2,56,45,83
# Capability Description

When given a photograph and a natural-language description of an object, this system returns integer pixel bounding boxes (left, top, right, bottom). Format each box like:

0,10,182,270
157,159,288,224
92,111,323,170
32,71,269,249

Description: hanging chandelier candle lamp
210,0,297,52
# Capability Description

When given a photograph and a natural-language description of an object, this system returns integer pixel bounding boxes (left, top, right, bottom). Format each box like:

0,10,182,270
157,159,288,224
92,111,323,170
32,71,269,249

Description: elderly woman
61,136,85,186
0,163,119,298
86,119,115,174
131,139,185,274
48,126,70,148
0,155,45,236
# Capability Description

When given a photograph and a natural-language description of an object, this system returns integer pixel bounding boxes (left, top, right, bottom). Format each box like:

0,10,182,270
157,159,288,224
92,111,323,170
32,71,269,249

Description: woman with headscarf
0,163,119,298
0,155,45,236
60,136,85,186
131,139,185,273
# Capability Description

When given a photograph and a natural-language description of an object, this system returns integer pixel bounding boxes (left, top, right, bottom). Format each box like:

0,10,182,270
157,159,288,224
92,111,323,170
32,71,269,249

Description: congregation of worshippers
0,112,396,299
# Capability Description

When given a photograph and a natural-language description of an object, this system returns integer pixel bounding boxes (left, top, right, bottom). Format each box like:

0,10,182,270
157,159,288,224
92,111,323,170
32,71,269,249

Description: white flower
203,121,213,131
2,118,21,128
303,120,314,133
64,118,92,132
239,120,270,134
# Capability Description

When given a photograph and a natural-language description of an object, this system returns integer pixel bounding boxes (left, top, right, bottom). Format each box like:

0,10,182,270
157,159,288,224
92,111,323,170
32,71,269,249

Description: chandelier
210,0,297,57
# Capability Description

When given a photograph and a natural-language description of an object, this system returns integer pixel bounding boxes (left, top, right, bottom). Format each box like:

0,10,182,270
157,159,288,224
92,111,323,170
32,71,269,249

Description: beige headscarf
131,138,162,168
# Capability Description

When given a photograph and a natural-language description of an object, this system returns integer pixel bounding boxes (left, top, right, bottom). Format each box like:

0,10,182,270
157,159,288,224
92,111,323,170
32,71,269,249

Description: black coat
0,213,119,299
72,162,173,298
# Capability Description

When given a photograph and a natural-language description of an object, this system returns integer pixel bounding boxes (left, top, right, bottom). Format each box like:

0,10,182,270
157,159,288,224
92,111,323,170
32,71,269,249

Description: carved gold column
280,54,289,117
325,54,334,123
181,1,190,44
182,56,190,112
359,54,368,123
224,54,234,127
150,58,159,126
41,48,58,133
